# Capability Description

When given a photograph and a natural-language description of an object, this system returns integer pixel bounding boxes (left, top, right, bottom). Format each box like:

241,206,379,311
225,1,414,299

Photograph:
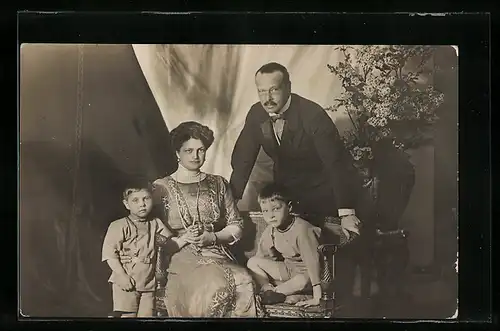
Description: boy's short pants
112,284,155,316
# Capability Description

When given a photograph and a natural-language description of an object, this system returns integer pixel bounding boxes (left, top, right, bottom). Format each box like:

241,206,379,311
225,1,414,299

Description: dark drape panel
433,46,459,269
20,44,176,317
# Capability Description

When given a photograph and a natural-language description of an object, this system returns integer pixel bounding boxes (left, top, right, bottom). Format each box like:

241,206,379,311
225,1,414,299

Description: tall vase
364,174,380,203
359,172,380,299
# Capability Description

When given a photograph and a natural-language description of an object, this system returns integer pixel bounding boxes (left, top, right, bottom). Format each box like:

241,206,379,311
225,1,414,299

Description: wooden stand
318,244,337,318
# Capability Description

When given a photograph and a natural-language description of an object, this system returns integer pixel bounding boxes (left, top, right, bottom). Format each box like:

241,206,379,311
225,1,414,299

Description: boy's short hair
257,182,292,204
122,178,153,200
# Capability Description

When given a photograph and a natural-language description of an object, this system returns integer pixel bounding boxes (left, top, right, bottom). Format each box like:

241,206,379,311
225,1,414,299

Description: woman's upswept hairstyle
170,121,215,151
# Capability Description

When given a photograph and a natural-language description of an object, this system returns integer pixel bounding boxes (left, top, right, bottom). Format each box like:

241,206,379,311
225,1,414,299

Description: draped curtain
132,44,356,178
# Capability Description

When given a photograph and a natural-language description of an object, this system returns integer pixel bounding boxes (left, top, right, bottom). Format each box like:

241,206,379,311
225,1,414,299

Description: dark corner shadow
19,139,149,317
20,141,75,206
81,138,132,227
19,141,77,317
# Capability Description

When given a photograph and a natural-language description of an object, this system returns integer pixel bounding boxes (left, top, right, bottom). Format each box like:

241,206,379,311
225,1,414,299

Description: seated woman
151,121,264,318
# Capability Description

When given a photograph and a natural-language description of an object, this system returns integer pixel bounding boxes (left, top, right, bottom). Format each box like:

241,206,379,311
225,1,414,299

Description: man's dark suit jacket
230,93,363,219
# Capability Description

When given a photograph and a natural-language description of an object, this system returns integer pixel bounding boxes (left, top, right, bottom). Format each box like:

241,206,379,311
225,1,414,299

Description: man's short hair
257,182,292,204
255,62,291,86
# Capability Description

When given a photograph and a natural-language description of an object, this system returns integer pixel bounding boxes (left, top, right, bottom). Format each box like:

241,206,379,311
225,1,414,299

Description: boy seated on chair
247,183,322,308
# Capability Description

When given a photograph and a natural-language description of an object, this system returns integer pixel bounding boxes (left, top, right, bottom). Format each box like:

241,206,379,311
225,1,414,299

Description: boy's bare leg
274,273,311,296
137,292,155,317
112,284,139,318
247,257,289,291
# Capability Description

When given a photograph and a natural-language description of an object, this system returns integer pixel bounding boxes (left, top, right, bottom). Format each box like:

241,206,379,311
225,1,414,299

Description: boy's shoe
260,290,286,305
260,283,276,293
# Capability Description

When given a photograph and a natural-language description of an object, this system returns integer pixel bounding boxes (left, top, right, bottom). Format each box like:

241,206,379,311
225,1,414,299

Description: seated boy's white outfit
102,216,171,314
256,216,321,294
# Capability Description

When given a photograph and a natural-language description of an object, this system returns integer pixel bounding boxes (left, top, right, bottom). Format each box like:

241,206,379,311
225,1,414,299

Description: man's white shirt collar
269,95,292,118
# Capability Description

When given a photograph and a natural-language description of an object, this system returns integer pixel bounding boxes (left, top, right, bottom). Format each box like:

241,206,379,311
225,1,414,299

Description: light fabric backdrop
132,44,356,178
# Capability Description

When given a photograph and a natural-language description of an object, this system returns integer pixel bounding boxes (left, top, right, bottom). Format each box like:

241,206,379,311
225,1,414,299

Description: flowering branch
327,45,445,178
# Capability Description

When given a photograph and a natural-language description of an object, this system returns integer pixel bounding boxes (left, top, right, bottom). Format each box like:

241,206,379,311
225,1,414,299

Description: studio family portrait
19,44,458,319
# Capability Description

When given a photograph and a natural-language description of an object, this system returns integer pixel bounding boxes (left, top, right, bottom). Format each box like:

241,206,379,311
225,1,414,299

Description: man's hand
116,273,136,292
295,297,320,308
340,215,361,239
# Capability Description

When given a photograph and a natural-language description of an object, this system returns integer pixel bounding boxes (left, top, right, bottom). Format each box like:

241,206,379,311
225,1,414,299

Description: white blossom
363,85,376,98
367,116,388,127
351,75,362,86
378,86,391,97
374,105,391,118
387,75,397,85
328,45,441,158
362,99,376,112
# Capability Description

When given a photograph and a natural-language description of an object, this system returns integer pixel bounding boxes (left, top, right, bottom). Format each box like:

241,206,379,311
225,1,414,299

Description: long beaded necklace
174,170,204,233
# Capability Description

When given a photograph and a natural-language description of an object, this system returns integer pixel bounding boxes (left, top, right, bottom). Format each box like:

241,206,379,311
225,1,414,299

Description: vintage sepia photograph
19,44,459,319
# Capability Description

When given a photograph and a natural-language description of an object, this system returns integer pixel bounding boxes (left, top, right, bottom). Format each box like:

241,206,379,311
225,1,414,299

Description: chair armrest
317,244,338,318
155,246,168,316
155,246,167,288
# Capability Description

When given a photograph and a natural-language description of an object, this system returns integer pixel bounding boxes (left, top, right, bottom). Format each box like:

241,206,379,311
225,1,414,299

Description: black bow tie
270,113,285,122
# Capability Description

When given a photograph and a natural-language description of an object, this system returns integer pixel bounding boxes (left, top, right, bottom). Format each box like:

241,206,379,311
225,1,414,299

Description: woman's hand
188,223,203,237
179,224,202,244
192,231,216,248
295,297,320,308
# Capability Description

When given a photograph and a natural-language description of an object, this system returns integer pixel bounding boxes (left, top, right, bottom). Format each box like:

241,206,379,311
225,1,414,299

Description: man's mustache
264,101,277,107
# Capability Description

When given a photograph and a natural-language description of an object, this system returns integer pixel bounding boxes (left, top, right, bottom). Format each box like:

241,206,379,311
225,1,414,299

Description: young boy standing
247,183,322,308
101,180,174,318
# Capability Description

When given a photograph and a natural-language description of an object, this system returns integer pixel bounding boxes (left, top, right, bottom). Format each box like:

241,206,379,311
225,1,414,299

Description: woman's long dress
152,174,264,317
